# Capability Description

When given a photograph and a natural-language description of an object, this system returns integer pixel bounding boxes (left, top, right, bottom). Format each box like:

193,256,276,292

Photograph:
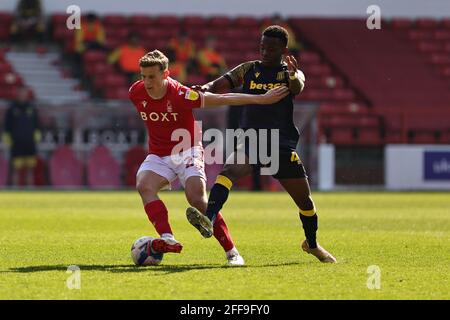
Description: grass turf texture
0,191,449,300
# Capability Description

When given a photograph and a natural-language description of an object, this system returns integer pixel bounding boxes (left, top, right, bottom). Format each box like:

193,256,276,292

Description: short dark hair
139,50,169,71
262,25,289,47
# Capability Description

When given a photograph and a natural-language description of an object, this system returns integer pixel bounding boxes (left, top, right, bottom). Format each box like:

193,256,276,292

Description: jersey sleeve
174,84,205,110
128,80,142,105
224,61,255,89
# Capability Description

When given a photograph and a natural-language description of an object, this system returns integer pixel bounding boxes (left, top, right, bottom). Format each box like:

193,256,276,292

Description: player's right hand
191,84,210,92
260,86,290,104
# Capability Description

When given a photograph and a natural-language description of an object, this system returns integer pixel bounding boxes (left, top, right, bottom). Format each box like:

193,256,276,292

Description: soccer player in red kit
128,50,288,265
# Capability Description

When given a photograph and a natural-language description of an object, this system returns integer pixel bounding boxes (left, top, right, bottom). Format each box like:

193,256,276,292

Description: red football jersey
128,78,204,156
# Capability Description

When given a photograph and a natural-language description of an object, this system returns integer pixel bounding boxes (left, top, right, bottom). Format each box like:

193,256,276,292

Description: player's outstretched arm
202,86,289,108
191,76,231,94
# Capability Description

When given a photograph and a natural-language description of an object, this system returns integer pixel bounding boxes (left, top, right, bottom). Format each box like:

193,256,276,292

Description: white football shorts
136,146,206,189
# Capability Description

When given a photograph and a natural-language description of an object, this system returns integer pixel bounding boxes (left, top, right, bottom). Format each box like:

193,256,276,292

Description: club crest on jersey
185,89,199,101
142,100,147,108
276,71,285,81
167,100,173,112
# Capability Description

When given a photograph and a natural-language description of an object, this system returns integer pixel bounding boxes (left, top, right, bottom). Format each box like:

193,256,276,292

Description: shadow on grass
3,261,303,275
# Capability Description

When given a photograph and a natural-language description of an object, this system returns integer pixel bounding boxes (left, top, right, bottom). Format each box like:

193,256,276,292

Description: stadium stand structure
87,145,121,188
1,12,449,188
49,145,84,187
294,18,450,144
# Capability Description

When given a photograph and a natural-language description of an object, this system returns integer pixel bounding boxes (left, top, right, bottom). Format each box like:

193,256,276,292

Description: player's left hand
260,86,290,104
284,55,299,73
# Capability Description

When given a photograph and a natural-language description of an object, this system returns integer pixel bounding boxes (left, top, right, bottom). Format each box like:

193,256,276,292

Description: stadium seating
0,12,13,41
49,145,84,187
1,13,446,152
123,145,146,187
86,145,121,189
0,48,26,100
33,156,47,186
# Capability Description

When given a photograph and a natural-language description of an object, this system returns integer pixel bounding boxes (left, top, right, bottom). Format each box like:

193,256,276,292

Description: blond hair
139,50,169,71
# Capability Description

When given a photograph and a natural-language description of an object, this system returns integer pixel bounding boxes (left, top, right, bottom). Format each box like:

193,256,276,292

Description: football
131,236,164,266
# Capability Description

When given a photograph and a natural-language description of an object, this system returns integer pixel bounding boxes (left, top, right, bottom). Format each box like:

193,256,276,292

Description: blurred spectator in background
108,34,146,84
74,13,106,54
2,86,41,186
197,36,227,82
166,31,198,83
262,14,302,55
168,60,187,83
10,0,46,45
167,31,197,73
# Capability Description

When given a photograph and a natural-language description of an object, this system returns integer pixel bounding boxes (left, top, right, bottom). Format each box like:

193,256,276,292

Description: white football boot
226,248,245,266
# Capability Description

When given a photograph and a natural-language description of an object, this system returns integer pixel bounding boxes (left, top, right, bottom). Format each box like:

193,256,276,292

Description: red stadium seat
84,62,115,77
330,88,356,101
155,15,180,27
105,28,130,42
357,128,382,145
411,132,437,144
83,50,107,65
234,16,260,28
123,145,146,187
49,145,84,187
103,87,129,100
0,153,7,186
408,30,434,41
51,13,68,25
430,53,450,65
209,16,232,27
329,128,354,145
184,15,207,28
87,145,120,189
302,64,332,76
33,156,47,186
53,25,73,41
390,18,413,29
444,42,450,52
416,18,438,29
0,25,10,40
95,74,127,89
103,15,129,28
442,18,450,29
416,40,442,53
299,51,321,64
0,85,18,99
0,12,14,24
441,66,450,77
434,30,450,40
130,15,153,28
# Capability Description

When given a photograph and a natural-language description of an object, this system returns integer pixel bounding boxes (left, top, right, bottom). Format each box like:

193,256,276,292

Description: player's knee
187,195,207,213
136,180,158,197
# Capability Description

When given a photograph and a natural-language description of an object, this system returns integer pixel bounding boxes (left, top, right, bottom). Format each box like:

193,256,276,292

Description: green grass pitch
0,191,449,299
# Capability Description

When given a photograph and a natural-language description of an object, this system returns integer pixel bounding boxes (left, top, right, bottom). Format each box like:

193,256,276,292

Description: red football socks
144,200,173,236
213,212,234,252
